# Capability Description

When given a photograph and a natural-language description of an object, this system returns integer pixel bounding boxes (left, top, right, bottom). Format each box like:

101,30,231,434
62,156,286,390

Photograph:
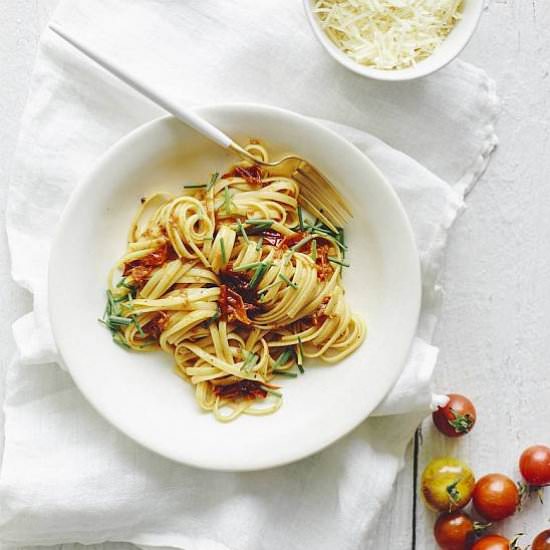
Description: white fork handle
48,23,234,150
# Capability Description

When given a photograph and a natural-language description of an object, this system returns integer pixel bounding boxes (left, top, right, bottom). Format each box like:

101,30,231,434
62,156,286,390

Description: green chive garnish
290,235,314,252
233,262,261,272
237,220,250,244
207,172,219,191
328,257,350,268
273,369,298,378
220,238,227,265
223,186,232,214
108,316,133,326
296,336,305,374
132,315,146,337
249,262,270,289
278,273,298,289
297,205,304,231
256,236,263,251
311,239,317,261
273,349,293,369
184,183,207,189
241,351,259,373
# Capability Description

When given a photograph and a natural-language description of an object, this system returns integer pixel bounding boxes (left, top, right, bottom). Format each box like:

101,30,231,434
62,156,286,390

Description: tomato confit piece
212,379,267,400
141,311,169,340
123,242,177,285
261,229,284,246
222,164,264,186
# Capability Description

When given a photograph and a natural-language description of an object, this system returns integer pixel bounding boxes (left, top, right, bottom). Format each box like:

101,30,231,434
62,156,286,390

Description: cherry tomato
532,530,550,550
433,512,476,550
433,394,477,437
473,473,519,521
422,457,475,512
520,445,550,486
471,535,511,550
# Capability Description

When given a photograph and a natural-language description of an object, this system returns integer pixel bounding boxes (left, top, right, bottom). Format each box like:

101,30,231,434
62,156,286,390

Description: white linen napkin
1,1,498,548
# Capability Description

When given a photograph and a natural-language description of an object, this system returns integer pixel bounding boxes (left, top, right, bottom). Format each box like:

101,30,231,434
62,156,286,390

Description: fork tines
293,162,353,231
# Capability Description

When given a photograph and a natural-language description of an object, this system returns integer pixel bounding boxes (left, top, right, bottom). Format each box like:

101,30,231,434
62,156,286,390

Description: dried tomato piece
278,231,310,251
261,229,284,247
123,242,177,286
219,284,253,325
219,266,263,318
222,165,264,187
311,296,331,326
142,312,169,340
212,379,267,400
315,244,333,281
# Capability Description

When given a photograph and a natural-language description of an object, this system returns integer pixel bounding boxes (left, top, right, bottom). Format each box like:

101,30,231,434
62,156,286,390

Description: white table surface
2,1,549,549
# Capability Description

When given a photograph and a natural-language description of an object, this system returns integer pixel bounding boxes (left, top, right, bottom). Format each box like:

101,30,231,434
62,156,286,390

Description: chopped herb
241,351,258,373
311,239,317,261
249,261,271,289
220,238,227,265
273,349,293,369
328,257,350,268
233,262,261,272
278,273,298,289
237,220,250,244
132,315,146,337
223,186,232,214
297,206,304,231
337,227,346,247
106,290,116,315
245,219,273,232
255,236,263,251
290,235,314,252
207,172,219,191
116,278,137,297
296,336,305,373
184,183,207,189
108,315,133,326
273,369,298,378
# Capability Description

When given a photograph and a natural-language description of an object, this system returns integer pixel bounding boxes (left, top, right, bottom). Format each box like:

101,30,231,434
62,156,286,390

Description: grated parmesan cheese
313,0,463,70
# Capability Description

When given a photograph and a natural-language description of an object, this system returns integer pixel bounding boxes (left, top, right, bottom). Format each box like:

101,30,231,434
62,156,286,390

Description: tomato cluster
426,394,550,550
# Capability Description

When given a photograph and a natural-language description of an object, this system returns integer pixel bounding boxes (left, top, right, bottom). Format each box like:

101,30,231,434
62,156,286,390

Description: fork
49,24,352,231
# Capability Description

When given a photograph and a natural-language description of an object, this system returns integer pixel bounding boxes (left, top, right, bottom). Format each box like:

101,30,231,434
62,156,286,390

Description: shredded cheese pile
313,0,463,70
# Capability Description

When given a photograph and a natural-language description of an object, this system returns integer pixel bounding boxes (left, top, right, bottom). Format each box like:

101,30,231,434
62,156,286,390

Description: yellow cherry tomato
422,457,475,512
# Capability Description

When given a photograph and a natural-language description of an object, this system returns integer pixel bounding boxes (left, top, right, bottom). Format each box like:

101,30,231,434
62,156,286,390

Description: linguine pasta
101,144,366,422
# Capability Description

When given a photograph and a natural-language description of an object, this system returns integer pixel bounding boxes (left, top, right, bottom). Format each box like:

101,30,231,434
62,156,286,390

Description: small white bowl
303,0,484,81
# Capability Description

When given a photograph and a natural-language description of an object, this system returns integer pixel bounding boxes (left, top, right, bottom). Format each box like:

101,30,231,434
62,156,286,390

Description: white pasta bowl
49,104,421,471
303,0,484,81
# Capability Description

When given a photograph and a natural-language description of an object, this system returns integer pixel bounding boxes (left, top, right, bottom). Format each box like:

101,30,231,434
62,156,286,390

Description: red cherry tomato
532,529,550,550
471,535,511,550
520,445,550,486
472,473,519,521
432,394,477,437
433,512,475,550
